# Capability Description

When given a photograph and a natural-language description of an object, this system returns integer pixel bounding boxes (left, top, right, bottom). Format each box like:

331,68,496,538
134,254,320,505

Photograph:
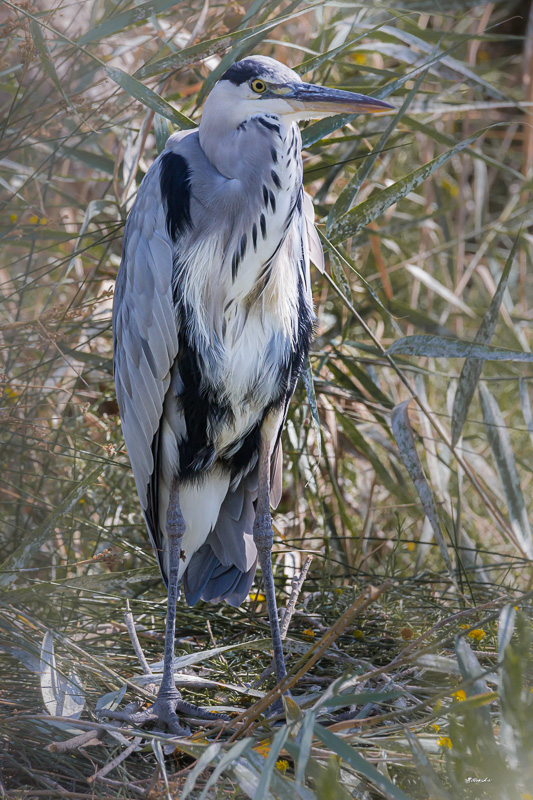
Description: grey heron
110,55,391,734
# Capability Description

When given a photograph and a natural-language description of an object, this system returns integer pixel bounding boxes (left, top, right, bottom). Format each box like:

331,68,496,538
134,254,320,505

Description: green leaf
451,237,518,446
329,126,500,243
318,229,388,313
313,722,413,800
40,631,85,720
497,604,516,664
519,377,533,449
403,115,524,181
387,336,533,362
328,65,426,226
497,605,521,766
302,357,322,460
391,400,455,579
151,739,171,798
405,729,451,800
105,66,196,129
180,743,223,800
78,0,182,45
0,464,106,591
199,739,252,800
360,22,510,102
455,636,496,747
145,639,273,675
479,383,533,557
135,31,237,79
30,20,71,106
154,113,171,153
295,711,315,785
406,264,475,317
254,724,290,799
329,251,353,303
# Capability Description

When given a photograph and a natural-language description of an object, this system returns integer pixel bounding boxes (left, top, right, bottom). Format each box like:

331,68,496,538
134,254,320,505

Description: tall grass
1,0,533,797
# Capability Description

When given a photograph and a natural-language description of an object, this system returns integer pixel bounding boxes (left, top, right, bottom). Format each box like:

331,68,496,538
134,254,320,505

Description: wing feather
113,147,183,535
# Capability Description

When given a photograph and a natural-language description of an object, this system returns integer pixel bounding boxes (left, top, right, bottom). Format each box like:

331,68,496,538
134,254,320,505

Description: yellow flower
521,794,533,800
79,497,86,504
459,624,469,630
40,217,47,225
302,628,315,638
468,629,486,642
441,178,459,198
3,387,19,400
438,736,452,749
406,541,415,552
352,53,367,65
433,699,442,713
452,689,466,702
248,592,266,602
10,213,17,223
353,629,364,640
276,759,289,772
431,723,440,732
335,587,343,594
29,215,39,224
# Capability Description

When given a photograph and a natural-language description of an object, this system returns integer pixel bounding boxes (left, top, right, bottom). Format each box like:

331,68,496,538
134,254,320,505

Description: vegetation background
1,0,533,797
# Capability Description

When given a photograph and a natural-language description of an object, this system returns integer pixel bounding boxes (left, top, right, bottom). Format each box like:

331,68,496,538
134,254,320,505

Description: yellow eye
251,79,267,94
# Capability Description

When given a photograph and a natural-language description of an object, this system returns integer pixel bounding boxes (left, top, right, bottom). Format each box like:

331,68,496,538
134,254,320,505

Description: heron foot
101,691,229,737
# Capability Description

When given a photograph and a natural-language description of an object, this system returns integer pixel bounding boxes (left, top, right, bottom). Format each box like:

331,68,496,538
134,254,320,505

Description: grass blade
405,729,451,800
391,400,455,579
105,66,196,129
329,126,500,243
387,336,533,362
478,383,533,557
451,237,519,446
313,722,413,800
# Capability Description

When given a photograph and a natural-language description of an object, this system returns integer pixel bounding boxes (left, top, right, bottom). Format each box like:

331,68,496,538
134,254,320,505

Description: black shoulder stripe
160,151,192,241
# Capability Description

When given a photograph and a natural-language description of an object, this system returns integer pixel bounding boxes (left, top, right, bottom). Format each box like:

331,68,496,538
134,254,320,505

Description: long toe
175,699,230,723
164,712,191,737
100,706,150,724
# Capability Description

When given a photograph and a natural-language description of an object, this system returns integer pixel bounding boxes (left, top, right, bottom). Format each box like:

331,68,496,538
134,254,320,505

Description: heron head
203,55,392,127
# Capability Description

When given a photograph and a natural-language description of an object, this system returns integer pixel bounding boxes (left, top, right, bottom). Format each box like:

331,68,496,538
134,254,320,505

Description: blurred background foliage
2,0,533,797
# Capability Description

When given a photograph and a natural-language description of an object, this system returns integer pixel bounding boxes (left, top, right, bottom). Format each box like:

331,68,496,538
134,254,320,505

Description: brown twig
87,738,142,785
46,728,104,754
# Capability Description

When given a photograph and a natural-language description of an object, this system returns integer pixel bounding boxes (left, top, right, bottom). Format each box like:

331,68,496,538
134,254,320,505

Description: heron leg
253,437,287,689
102,483,228,735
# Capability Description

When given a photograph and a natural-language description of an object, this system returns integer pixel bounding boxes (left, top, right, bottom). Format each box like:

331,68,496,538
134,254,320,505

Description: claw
99,691,228,737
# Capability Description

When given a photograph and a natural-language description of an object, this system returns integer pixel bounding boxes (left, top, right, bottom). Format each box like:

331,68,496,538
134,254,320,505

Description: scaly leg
103,482,228,735
253,437,287,688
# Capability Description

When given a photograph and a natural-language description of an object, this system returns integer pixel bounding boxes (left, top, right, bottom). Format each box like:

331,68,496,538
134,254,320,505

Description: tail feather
182,469,258,606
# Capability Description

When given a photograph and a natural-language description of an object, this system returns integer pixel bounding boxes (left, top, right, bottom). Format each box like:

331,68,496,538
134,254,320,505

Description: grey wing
112,153,180,559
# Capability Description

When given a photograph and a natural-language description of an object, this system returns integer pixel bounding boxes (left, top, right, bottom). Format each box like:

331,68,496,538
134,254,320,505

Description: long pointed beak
282,82,393,114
